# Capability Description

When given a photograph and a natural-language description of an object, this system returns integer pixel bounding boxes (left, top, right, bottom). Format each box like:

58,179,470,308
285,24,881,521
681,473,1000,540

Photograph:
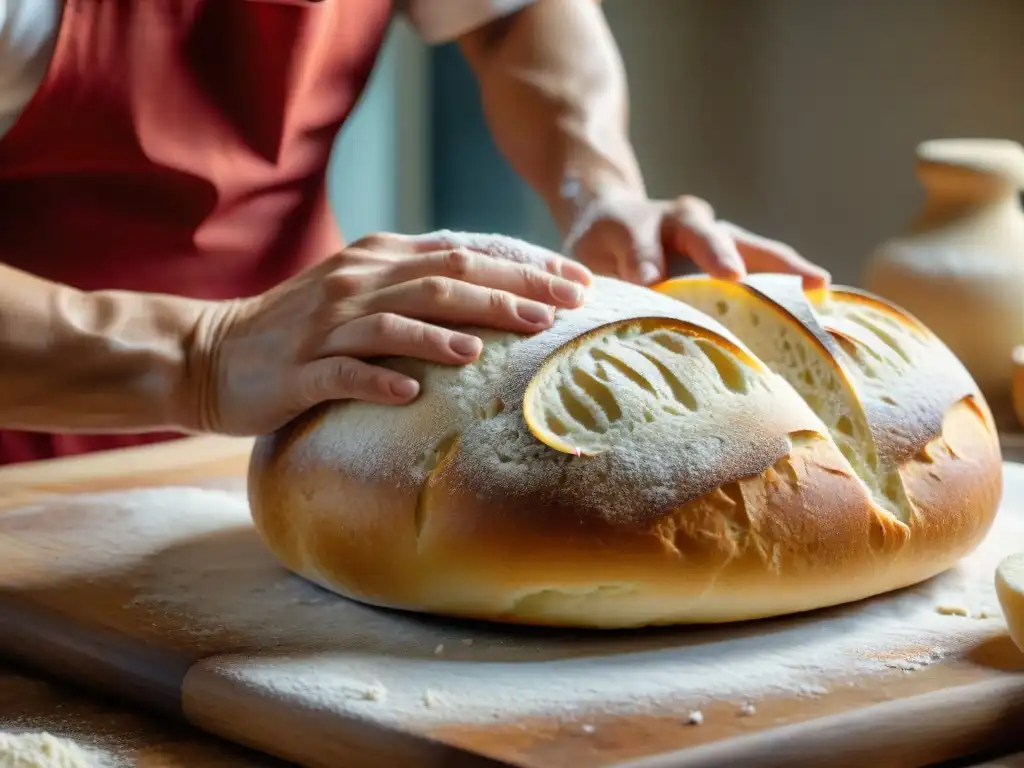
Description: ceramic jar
863,138,1024,430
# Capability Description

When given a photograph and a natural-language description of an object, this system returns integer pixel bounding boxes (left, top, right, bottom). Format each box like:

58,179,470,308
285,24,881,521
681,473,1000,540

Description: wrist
557,175,646,256
175,298,242,435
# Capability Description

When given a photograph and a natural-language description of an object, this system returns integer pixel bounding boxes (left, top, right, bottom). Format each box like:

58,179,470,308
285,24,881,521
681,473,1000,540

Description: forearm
459,0,645,236
0,263,208,433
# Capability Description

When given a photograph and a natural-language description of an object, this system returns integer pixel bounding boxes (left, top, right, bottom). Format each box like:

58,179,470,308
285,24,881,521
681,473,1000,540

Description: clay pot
863,138,1024,430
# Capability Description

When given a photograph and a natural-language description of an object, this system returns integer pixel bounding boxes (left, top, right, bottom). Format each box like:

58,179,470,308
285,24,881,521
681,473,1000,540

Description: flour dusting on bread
247,233,1002,630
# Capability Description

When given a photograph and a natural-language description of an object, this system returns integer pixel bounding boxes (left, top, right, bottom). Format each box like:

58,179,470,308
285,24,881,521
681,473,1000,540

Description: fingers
662,199,830,289
356,275,558,334
376,230,595,287
300,356,421,406
613,236,664,286
543,255,594,287
319,312,483,365
432,231,595,286
374,248,587,310
606,209,665,286
664,197,747,281
720,221,831,289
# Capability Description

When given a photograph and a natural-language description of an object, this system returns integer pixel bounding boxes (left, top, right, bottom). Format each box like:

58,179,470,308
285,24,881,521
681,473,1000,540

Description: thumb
300,357,420,407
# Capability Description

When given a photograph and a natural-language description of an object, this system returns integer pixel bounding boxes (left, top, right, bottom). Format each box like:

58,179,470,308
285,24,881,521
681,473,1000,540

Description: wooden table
2,436,1024,768
2,659,1022,768
0,437,296,765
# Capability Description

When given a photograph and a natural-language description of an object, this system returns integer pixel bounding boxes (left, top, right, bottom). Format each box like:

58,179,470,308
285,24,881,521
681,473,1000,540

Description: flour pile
0,732,110,768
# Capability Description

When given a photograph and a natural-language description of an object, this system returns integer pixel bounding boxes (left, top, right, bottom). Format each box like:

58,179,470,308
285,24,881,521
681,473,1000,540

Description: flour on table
0,732,112,768
3,472,1022,729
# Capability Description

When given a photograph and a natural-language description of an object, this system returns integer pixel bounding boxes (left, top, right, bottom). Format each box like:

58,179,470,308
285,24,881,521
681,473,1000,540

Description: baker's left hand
565,194,831,290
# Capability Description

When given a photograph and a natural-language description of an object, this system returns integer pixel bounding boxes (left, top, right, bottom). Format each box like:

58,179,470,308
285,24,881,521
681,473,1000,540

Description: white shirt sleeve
399,0,539,44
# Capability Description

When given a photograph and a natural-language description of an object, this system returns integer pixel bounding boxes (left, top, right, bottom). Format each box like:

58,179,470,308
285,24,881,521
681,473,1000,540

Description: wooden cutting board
1,436,1024,768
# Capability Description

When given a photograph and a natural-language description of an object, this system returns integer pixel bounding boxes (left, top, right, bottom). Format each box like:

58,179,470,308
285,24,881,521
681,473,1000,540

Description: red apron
0,0,393,465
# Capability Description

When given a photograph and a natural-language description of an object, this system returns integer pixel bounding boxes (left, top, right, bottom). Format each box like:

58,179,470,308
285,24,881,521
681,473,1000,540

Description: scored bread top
654,273,990,525
291,276,827,526
811,283,987,465
710,273,984,467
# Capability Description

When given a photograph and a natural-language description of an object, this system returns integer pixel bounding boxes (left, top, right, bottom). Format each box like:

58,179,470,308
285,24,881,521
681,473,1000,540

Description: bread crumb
936,604,999,619
738,702,756,717
686,710,704,725
580,723,596,734
434,644,444,656
423,689,443,708
363,683,388,702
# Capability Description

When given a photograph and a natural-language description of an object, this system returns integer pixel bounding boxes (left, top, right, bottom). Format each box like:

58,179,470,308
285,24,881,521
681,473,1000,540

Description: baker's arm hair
0,263,207,433
458,0,645,237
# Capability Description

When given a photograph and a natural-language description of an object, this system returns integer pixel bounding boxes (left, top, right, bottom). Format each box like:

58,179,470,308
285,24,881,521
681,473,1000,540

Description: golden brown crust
249,402,1000,627
247,275,1004,629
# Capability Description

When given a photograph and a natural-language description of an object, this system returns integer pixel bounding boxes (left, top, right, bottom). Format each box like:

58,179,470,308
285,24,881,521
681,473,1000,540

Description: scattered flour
0,732,112,768
2,471,1022,731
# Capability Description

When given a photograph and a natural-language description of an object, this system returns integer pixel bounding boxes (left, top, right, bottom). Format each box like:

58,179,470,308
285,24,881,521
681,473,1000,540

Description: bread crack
657,279,921,524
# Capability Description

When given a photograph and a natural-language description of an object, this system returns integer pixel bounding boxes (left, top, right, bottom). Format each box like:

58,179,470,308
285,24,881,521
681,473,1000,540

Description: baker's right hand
185,231,593,435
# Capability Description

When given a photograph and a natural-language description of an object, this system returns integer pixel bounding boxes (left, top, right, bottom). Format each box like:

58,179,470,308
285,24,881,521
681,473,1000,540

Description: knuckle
369,311,402,338
488,288,517,315
372,313,426,348
420,276,454,304
323,250,348,269
338,361,360,388
351,232,392,251
324,270,365,299
518,263,550,294
337,361,368,396
676,195,714,219
441,248,474,278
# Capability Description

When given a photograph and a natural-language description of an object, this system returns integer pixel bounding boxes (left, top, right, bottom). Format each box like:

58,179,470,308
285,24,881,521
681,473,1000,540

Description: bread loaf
248,261,1002,629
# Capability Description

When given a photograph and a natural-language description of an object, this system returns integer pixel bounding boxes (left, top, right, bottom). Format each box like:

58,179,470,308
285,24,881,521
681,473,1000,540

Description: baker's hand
565,195,830,289
183,232,592,435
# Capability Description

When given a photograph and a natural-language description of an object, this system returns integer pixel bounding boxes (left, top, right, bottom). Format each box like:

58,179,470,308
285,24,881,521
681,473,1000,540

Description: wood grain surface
0,663,294,766
1,436,1024,768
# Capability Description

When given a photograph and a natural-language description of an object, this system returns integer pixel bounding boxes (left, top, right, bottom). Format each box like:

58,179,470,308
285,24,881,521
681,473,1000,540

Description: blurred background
329,0,1024,287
